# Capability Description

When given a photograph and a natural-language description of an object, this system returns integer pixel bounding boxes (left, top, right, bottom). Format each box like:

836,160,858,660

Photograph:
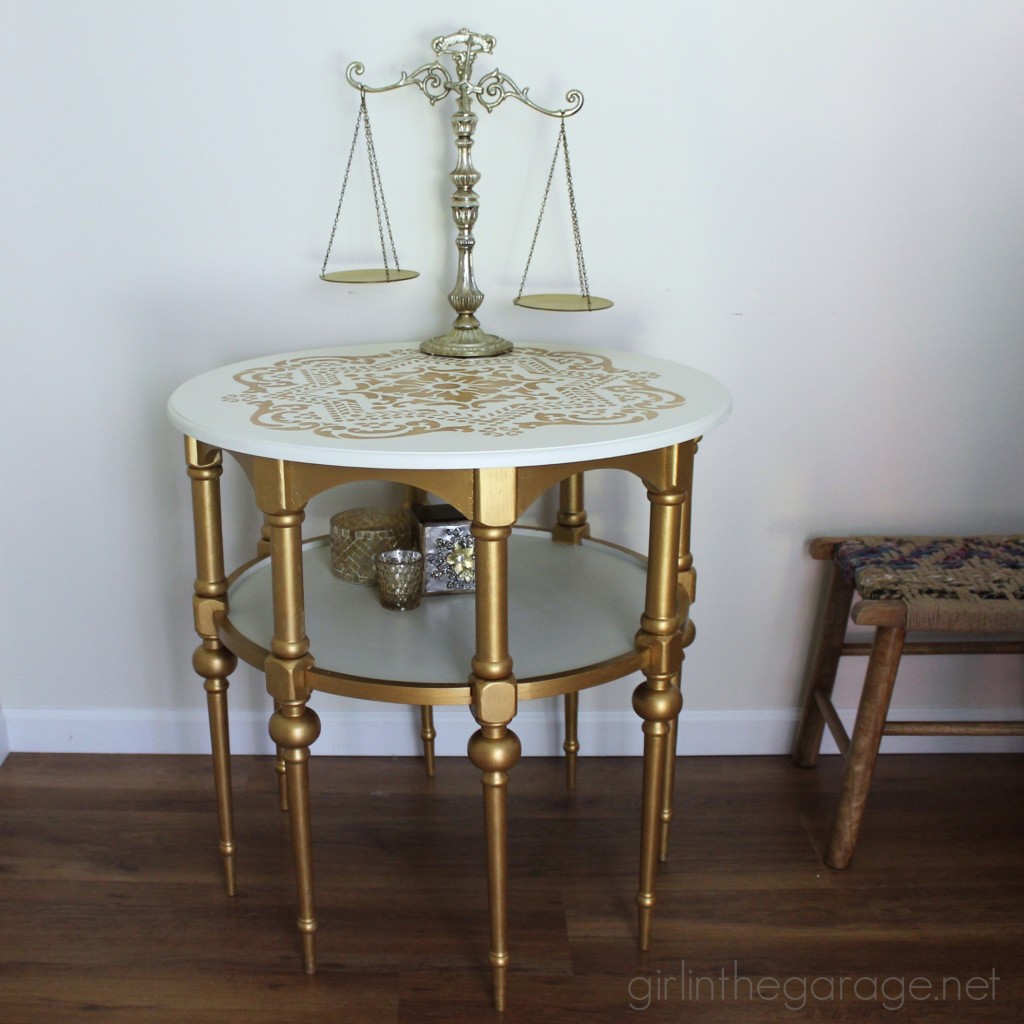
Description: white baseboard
3,705,1022,757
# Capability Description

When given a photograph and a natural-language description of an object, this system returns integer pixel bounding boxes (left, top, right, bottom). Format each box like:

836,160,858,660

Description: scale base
420,326,513,359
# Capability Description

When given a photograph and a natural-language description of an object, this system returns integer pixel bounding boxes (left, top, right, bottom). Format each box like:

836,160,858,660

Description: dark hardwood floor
0,751,1021,1022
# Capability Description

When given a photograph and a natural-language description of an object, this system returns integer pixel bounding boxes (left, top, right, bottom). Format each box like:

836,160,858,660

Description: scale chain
321,92,402,281
516,119,593,310
560,121,593,311
320,97,364,278
361,93,401,279
516,123,563,302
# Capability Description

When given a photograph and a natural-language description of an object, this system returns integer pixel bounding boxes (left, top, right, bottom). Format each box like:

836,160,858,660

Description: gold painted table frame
184,437,699,1011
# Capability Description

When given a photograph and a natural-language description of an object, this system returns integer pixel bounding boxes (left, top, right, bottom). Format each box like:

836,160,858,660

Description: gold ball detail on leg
467,727,522,775
192,643,237,682
269,704,322,751
631,682,682,724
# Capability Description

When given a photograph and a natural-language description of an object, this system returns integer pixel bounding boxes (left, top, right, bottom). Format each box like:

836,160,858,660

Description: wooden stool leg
824,625,905,869
793,561,856,767
420,706,437,778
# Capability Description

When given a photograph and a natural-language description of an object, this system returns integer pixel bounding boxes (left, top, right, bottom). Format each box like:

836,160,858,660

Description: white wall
2,1,1022,756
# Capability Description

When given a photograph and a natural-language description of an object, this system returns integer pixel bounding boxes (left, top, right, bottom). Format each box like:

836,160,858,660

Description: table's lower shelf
219,528,650,704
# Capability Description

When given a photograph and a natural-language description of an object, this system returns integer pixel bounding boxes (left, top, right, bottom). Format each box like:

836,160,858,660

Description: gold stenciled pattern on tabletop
222,347,685,439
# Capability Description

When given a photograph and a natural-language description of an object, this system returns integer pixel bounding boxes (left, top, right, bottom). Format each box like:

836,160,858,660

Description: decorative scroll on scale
345,29,588,358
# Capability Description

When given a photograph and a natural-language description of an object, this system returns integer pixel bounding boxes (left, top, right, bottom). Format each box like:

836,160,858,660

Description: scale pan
321,269,419,284
514,293,613,312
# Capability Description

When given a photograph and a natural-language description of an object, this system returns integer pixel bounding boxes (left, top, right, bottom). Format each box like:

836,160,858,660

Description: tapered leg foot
468,723,521,1012
633,481,686,950
269,699,321,973
272,700,288,811
275,748,289,811
420,705,437,778
633,679,681,950
563,692,579,791
300,926,316,976
274,701,289,811
492,951,508,1012
186,442,237,897
194,640,238,896
657,711,679,864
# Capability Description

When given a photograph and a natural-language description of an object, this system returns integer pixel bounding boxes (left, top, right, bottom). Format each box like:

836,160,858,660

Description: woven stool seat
834,535,1024,632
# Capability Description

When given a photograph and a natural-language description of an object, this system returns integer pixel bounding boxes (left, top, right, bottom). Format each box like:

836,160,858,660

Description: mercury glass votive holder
375,549,424,611
330,507,411,585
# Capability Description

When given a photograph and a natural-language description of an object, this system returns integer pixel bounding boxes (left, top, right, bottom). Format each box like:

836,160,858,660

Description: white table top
167,341,730,469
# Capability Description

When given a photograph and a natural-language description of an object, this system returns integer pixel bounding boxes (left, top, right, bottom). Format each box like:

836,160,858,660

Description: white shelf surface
226,530,648,686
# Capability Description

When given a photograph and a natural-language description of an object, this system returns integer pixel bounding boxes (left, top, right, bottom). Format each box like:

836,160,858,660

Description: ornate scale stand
325,28,611,358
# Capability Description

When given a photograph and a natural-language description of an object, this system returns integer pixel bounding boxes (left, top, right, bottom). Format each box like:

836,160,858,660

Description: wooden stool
792,535,1024,868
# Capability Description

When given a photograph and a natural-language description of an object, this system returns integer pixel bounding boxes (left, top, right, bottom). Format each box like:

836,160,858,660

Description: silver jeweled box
413,503,476,595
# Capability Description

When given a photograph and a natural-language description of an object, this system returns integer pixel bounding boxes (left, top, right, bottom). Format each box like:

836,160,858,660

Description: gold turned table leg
659,456,698,863
553,473,588,788
185,439,238,897
658,708,678,865
633,475,686,952
197,642,237,895
563,691,579,791
408,487,438,780
274,701,289,811
260,519,290,812
468,718,520,1014
269,696,321,972
257,513,272,559
468,469,521,1011
420,706,437,778
261,498,320,974
552,472,591,545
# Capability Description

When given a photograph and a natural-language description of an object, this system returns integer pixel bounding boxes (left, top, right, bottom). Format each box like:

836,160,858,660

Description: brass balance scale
320,28,613,359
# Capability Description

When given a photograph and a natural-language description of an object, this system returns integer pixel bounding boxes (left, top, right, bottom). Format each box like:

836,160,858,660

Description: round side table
168,340,730,1010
